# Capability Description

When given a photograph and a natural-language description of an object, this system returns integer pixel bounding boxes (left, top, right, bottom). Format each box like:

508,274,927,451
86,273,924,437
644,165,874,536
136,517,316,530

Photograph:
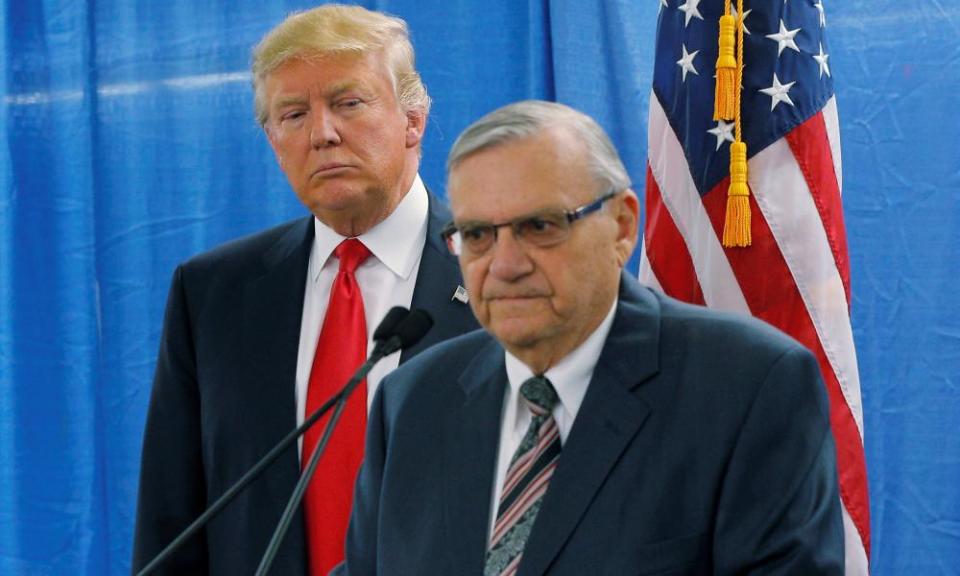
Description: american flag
639,0,869,572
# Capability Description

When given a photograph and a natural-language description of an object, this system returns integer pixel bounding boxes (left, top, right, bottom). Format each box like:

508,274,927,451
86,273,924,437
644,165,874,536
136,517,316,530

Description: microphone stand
136,393,341,576
255,309,431,575
253,340,395,576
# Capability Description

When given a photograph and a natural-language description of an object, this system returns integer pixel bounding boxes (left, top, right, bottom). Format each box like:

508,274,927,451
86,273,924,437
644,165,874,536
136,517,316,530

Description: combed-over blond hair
252,4,430,126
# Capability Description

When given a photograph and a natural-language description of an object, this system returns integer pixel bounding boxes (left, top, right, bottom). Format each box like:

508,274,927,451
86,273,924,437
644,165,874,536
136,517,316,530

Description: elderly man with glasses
338,100,844,575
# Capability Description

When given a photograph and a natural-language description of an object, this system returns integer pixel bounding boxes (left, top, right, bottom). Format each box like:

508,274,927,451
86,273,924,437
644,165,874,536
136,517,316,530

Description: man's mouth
312,163,353,177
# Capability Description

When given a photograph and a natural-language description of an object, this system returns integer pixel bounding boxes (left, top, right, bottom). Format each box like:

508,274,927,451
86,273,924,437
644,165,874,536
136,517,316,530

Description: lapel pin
452,285,469,304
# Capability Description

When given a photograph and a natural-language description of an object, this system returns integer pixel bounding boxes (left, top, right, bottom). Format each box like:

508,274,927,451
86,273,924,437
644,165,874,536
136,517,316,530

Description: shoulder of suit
178,216,311,276
641,284,810,361
426,191,453,221
385,328,492,385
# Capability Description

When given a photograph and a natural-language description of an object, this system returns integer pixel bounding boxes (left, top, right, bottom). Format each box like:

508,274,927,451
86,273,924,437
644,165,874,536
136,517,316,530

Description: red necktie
302,238,371,576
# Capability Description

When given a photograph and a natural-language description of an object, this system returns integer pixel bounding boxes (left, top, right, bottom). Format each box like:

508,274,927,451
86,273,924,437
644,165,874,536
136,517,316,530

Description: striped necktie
485,376,562,576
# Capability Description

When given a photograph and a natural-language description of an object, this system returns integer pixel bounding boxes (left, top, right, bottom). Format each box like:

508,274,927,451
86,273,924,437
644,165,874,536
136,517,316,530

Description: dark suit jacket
132,197,479,575
341,274,844,575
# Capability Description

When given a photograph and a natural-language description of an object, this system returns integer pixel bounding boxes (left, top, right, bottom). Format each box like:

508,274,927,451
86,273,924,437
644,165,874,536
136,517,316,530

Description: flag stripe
642,167,705,305
843,506,870,574
748,135,865,437
784,108,852,307
822,98,844,197
647,96,751,313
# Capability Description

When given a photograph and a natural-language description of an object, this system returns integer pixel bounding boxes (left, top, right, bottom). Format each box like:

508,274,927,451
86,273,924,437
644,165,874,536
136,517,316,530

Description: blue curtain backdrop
1,1,957,574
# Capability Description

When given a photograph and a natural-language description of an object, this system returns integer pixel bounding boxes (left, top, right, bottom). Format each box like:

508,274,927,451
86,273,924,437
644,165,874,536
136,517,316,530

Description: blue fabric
0,1,956,574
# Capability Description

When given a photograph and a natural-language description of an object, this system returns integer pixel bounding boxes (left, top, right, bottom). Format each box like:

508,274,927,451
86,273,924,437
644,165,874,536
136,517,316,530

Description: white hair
447,100,631,195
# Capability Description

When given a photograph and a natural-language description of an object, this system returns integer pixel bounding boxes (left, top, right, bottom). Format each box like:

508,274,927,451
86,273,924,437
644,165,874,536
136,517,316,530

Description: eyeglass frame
440,190,620,257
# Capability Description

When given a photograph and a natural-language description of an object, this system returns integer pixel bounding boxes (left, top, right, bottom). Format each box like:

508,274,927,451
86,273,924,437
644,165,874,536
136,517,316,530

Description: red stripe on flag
785,113,853,308
701,182,871,557
644,166,705,306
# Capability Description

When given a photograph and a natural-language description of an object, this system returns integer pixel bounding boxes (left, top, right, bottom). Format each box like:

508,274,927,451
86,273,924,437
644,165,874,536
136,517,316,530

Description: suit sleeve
132,265,209,574
337,377,391,576
714,347,845,575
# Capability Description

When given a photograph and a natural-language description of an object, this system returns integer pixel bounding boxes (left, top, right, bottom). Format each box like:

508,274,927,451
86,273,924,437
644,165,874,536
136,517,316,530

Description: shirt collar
309,174,429,280
504,297,619,422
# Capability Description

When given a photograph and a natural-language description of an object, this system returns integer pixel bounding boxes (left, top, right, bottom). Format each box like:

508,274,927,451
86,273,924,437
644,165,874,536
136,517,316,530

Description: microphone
136,307,415,576
373,308,434,358
372,306,410,344
254,309,434,576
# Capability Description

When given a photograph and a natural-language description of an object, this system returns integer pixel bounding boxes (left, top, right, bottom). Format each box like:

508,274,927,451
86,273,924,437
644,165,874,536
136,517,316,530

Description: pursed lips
485,292,548,303
311,162,353,177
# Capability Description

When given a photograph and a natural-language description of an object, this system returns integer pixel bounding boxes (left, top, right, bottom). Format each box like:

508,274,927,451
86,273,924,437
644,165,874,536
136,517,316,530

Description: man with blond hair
133,5,476,575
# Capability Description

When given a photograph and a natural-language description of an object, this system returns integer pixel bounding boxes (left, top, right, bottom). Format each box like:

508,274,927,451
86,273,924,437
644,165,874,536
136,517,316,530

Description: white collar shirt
487,298,619,541
295,175,429,455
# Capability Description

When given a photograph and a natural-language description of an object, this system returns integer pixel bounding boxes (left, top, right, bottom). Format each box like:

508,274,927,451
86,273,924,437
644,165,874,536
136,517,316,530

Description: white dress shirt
487,299,619,541
295,176,429,454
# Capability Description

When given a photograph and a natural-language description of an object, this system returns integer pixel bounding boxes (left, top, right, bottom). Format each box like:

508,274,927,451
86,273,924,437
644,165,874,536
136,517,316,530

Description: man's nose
309,108,342,148
488,227,534,281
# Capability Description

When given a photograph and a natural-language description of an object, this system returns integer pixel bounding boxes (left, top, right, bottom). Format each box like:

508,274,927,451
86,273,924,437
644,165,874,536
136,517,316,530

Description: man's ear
405,109,427,148
614,189,641,267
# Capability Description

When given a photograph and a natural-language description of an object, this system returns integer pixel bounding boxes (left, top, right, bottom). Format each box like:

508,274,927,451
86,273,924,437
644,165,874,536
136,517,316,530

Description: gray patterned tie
484,376,562,576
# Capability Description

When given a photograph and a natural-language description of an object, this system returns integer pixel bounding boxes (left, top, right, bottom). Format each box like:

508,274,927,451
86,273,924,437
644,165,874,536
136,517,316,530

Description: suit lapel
518,277,663,576
239,217,314,572
241,217,314,391
403,194,474,361
441,338,507,573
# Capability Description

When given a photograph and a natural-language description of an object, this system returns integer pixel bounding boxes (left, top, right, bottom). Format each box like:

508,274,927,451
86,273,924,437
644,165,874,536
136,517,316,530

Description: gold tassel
714,14,737,121
723,141,751,247
722,0,750,248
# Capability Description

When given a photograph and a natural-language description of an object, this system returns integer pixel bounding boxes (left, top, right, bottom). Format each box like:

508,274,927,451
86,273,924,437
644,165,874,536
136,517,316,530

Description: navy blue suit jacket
341,275,844,575
133,198,478,575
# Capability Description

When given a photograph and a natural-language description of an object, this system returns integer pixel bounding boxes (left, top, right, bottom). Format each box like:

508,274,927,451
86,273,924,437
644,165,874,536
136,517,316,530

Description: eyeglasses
441,191,618,256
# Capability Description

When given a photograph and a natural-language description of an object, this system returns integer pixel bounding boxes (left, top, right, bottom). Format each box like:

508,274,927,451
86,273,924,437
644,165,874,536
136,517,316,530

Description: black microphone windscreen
395,309,434,348
373,307,410,342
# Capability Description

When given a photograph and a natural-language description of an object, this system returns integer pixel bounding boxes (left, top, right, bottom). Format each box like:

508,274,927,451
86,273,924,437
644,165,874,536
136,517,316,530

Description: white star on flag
677,0,703,27
813,43,831,78
676,44,700,82
731,6,752,35
766,19,802,57
759,73,797,110
815,1,826,27
707,120,735,151
659,0,668,9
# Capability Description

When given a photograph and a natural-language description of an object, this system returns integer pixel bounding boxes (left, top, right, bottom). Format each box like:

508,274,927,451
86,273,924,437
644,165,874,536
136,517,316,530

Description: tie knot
334,239,371,274
519,376,558,416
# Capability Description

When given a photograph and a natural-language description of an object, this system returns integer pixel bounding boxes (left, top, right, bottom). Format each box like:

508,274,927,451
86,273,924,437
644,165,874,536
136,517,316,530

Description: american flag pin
452,285,469,304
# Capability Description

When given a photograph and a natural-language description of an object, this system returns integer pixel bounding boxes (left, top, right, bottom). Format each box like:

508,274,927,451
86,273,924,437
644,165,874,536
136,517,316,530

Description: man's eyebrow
272,94,308,110
326,81,373,99
456,207,567,227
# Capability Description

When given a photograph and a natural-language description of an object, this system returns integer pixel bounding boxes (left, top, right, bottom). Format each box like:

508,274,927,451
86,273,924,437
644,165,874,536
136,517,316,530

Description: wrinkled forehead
447,132,596,222
262,51,392,112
